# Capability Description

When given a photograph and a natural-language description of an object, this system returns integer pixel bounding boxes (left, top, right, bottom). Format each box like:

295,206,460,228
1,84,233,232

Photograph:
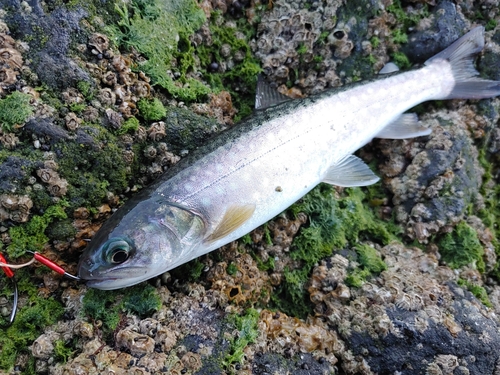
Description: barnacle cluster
0,32,21,95
0,194,33,223
206,243,272,306
36,159,69,197
142,141,181,179
84,33,152,120
251,0,347,96
259,309,341,364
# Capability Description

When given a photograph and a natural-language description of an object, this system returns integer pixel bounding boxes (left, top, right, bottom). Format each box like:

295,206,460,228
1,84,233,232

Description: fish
78,26,500,289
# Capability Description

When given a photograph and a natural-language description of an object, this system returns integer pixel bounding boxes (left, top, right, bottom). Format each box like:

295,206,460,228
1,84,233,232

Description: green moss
122,285,162,317
0,91,34,132
116,116,140,135
438,221,485,272
227,262,238,276
76,80,95,100
45,218,77,241
6,203,68,258
485,19,497,31
345,244,387,287
370,36,380,48
392,29,408,44
392,51,411,69
271,185,397,318
0,270,64,371
107,0,208,102
53,340,75,363
386,0,429,30
137,98,167,121
224,308,259,366
69,102,86,113
457,279,492,308
55,129,129,209
82,284,161,339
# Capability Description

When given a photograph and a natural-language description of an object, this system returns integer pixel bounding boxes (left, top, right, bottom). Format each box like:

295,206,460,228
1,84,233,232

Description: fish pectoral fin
376,113,431,139
323,155,379,187
204,204,256,244
255,75,291,110
378,62,400,74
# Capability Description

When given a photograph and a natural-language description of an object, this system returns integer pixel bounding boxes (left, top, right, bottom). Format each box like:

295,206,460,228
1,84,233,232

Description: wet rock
402,0,467,62
0,0,91,90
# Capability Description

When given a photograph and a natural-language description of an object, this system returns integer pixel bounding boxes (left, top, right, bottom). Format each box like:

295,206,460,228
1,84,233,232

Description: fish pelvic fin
204,204,256,244
323,155,379,187
426,26,500,99
377,113,431,139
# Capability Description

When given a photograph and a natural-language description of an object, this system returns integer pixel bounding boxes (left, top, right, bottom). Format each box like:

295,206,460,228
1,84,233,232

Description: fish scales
78,27,500,289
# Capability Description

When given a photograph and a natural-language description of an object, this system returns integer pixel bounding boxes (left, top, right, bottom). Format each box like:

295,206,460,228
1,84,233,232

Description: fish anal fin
204,204,256,243
323,155,379,187
377,113,431,139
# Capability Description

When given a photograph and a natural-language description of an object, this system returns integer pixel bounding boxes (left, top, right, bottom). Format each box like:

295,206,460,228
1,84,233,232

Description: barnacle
0,33,15,48
0,132,19,149
143,145,157,159
37,168,59,184
47,178,69,197
180,352,202,371
111,55,131,73
115,329,155,356
0,47,22,68
82,106,100,123
122,149,135,164
131,80,151,98
61,88,84,105
88,32,109,55
64,112,82,131
102,71,117,86
0,67,17,85
105,108,123,129
147,121,166,141
97,87,116,106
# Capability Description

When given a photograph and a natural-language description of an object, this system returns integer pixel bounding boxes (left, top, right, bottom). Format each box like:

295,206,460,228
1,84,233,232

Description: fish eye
103,238,133,264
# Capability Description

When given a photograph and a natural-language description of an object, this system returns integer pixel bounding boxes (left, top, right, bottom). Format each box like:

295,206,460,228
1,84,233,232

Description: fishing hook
0,253,18,327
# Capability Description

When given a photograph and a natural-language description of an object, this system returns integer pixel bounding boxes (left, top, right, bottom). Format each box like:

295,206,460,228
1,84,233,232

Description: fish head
78,198,206,290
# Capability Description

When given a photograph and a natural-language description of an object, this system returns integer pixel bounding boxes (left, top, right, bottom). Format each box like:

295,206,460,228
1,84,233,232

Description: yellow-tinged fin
204,204,256,243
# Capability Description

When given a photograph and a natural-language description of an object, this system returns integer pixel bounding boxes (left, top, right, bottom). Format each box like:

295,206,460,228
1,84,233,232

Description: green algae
457,278,492,308
438,221,485,272
54,129,129,209
82,284,162,340
0,270,65,372
116,116,140,135
0,91,34,132
107,0,208,101
6,203,68,258
345,244,387,288
224,308,259,366
137,97,167,121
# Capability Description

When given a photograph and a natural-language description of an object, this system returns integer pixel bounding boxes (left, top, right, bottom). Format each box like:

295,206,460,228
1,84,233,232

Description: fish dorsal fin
378,62,400,74
323,155,379,187
204,204,256,243
376,113,431,139
255,75,290,110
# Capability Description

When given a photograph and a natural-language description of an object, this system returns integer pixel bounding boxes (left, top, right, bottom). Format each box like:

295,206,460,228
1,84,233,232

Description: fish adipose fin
377,113,431,139
255,75,291,110
204,204,256,243
427,26,500,99
323,155,379,187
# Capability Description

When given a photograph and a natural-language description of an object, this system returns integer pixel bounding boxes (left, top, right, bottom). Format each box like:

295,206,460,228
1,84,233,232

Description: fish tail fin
425,26,500,99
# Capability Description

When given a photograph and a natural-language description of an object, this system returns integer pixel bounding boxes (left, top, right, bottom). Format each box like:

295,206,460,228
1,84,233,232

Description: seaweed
437,221,485,272
0,91,34,132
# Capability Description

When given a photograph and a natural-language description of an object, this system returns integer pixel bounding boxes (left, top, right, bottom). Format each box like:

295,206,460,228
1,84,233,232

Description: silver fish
78,27,500,289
